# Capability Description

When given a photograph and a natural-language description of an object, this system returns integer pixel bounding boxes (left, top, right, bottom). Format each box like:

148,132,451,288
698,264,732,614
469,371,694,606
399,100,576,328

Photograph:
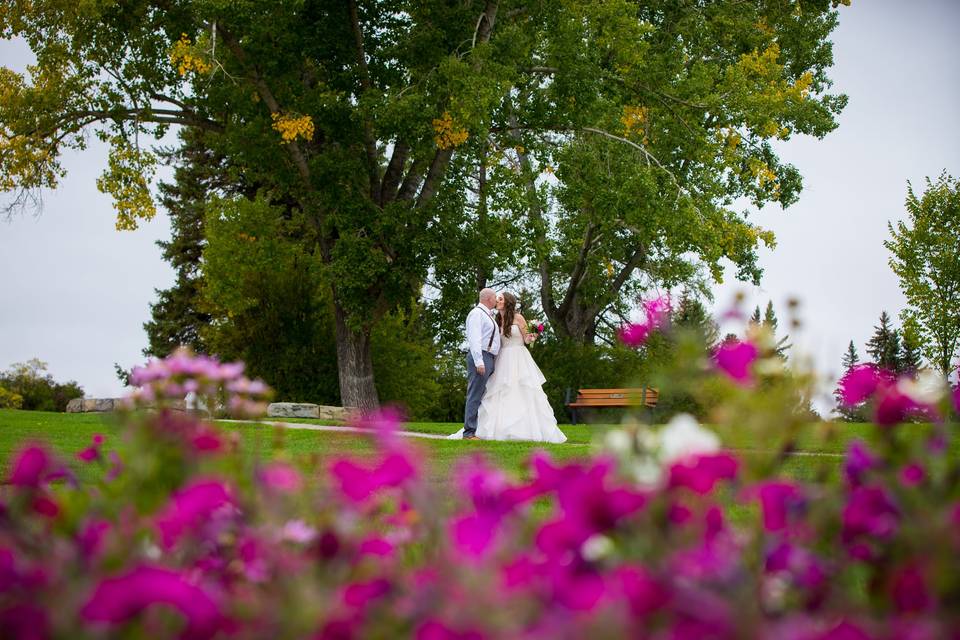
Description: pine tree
866,311,902,373
749,305,762,326
841,340,859,370
673,290,719,349
143,130,236,357
758,300,790,359
762,301,778,332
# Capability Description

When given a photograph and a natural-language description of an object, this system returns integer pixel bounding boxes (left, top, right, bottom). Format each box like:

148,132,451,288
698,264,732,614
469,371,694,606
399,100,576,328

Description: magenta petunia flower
331,451,416,504
8,444,53,488
891,563,932,613
258,462,302,493
342,578,391,608
713,340,758,384
416,619,485,640
0,603,49,640
613,565,670,616
78,519,111,561
819,620,872,640
874,384,925,426
31,495,59,519
900,462,925,487
618,322,651,347
764,541,826,591
953,382,960,414
190,430,223,453
842,485,899,552
618,295,672,347
358,536,394,558
81,564,226,639
155,480,234,550
668,453,739,495
747,481,804,532
843,440,877,488
838,364,888,407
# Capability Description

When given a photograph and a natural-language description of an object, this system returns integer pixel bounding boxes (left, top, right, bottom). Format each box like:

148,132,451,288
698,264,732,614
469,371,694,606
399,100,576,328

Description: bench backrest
575,388,658,407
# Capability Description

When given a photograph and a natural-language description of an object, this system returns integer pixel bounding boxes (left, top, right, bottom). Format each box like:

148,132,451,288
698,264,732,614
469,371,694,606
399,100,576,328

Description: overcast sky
2,0,959,408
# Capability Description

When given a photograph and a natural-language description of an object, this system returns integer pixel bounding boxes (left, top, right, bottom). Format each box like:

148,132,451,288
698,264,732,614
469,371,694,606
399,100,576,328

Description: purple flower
900,462,925,487
78,519,111,561
258,462,302,493
892,563,932,613
668,453,739,495
0,603,49,640
764,541,826,591
331,451,416,504
842,485,899,554
8,444,53,488
618,295,671,347
838,364,888,406
748,481,804,532
843,441,877,488
342,578,391,608
713,340,758,384
613,565,670,616
81,564,226,640
155,480,234,550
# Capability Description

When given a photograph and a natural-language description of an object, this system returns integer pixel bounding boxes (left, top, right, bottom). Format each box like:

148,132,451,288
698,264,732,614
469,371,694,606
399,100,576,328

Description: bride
450,292,567,443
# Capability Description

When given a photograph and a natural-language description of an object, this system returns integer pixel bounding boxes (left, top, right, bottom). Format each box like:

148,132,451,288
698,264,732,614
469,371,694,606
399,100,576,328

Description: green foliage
370,310,443,421
0,359,83,412
885,172,960,377
866,311,902,373
899,317,924,377
0,386,23,410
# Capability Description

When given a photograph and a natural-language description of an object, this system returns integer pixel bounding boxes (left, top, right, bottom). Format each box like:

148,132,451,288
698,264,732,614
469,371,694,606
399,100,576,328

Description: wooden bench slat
565,386,658,424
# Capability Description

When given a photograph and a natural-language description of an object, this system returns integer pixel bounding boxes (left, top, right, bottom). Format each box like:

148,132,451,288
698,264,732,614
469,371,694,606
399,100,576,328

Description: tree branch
379,141,409,206
348,0,382,202
582,127,675,180
557,221,599,319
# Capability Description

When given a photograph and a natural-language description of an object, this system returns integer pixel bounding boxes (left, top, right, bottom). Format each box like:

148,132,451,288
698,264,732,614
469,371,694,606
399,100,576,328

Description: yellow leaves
737,44,782,79
747,157,781,200
96,137,157,231
271,113,315,142
432,111,469,149
237,232,257,243
169,34,212,77
620,105,648,134
791,71,814,100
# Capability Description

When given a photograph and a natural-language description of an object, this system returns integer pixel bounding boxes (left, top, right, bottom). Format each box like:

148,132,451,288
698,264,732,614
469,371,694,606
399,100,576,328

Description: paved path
222,420,847,457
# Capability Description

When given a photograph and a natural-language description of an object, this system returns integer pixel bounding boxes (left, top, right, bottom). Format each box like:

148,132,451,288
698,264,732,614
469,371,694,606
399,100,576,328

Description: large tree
0,0,849,405
866,311,902,374
885,172,960,377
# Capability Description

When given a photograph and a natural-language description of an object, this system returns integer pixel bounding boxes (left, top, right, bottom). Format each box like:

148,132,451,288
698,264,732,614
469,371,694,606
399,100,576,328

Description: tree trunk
332,297,379,411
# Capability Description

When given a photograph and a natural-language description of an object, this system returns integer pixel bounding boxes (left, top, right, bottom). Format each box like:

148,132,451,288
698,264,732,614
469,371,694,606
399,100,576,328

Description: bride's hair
498,291,518,337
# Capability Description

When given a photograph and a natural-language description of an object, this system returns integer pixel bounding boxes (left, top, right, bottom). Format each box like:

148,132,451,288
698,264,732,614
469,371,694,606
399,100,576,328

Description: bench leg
569,408,578,426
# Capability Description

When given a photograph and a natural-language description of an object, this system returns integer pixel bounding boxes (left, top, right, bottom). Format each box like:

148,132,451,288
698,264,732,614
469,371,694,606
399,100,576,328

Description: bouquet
525,320,546,344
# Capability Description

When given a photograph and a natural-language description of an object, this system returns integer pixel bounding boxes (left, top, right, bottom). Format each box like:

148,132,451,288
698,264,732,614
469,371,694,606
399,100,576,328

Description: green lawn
1,409,953,487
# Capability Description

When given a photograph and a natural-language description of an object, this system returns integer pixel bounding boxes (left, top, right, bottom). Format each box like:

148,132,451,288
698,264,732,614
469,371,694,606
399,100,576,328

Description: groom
462,288,501,440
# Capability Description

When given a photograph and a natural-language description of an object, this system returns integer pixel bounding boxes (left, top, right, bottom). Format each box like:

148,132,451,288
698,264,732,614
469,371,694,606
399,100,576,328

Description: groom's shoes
463,435,479,440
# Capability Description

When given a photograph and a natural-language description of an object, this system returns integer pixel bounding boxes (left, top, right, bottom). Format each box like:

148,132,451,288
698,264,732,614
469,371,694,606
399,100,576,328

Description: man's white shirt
464,304,501,367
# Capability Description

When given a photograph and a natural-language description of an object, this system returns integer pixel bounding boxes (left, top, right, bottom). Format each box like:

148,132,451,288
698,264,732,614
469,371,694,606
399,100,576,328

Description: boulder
65,398,123,413
268,403,321,419
317,405,352,421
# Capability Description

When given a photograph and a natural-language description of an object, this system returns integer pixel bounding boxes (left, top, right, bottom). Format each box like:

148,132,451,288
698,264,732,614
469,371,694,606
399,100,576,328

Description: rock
65,398,124,413
268,403,320,419
317,405,352,421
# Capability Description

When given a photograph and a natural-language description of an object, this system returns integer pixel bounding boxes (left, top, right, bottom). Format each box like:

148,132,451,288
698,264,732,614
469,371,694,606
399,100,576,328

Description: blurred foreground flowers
1,335,959,638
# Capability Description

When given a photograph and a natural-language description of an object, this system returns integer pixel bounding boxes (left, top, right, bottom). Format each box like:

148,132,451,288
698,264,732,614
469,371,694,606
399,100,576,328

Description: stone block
267,402,321,419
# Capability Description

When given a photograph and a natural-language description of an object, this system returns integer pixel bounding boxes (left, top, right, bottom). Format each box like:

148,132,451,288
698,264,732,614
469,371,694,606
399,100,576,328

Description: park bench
565,387,659,425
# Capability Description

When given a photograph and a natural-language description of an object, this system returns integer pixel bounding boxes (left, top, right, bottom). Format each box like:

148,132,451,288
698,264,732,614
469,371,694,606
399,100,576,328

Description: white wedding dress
450,324,567,443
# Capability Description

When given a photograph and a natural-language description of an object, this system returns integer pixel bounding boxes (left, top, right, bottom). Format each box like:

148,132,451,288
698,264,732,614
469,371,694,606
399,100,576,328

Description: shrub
1,329,958,638
0,385,23,409
0,359,83,412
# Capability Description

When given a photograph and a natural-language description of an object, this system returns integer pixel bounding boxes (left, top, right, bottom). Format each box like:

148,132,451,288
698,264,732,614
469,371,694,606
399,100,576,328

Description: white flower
897,368,947,405
604,429,633,456
281,519,317,544
658,414,720,465
581,534,614,561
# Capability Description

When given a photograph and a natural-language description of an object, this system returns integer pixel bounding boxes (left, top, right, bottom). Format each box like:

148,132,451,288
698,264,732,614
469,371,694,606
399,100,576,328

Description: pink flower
713,340,758,384
820,620,872,640
331,451,416,504
892,563,932,613
0,604,49,640
450,513,500,558
874,384,926,426
76,434,105,463
8,444,53,488
953,382,960,414
358,536,394,557
79,519,111,561
280,519,316,544
81,564,226,639
342,578,391,608
842,485,899,553
747,481,804,532
416,620,485,640
31,495,60,518
613,565,670,616
155,480,234,550
838,364,888,406
668,453,739,495
258,462,302,493
843,441,877,488
618,295,672,347
900,462,925,487
190,430,223,453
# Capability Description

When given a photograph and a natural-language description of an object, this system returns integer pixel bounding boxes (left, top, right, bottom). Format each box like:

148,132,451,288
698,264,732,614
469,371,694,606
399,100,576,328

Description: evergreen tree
899,318,924,377
834,340,866,422
866,311,902,372
757,300,790,359
673,291,719,349
143,130,238,357
749,306,762,327
763,301,779,332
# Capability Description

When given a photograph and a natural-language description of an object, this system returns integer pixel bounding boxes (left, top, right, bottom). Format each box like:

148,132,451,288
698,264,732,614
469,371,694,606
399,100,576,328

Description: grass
1,409,953,488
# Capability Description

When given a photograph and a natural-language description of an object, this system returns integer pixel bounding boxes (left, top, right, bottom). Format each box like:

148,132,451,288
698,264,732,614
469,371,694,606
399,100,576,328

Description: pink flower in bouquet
81,564,227,639
713,339,758,384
